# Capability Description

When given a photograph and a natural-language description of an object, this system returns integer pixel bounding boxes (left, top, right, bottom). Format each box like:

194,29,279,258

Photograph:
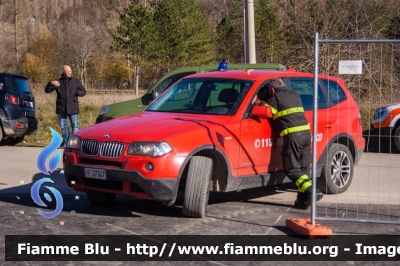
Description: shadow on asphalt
363,129,400,154
4,167,398,226
0,169,298,219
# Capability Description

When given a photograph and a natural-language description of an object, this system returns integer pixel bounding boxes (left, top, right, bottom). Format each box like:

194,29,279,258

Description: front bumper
64,164,179,202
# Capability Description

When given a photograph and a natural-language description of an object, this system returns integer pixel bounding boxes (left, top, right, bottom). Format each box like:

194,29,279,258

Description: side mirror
144,93,153,105
251,105,272,119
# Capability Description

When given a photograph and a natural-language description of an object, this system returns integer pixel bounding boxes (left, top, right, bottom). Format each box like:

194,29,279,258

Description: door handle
325,121,336,128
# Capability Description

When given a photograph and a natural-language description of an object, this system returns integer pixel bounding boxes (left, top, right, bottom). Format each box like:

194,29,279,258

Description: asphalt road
1,146,400,265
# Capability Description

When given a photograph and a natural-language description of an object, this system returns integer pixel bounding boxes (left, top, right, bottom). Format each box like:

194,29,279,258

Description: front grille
82,140,100,156
100,142,125,158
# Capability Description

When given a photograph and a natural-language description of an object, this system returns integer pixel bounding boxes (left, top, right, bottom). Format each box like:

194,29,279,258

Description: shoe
294,192,309,209
59,143,66,149
294,188,324,210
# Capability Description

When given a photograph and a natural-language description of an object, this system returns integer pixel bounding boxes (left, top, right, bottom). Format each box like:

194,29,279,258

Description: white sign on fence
338,60,363,74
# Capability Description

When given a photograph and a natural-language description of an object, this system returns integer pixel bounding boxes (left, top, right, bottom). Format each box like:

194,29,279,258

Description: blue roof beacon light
217,61,228,71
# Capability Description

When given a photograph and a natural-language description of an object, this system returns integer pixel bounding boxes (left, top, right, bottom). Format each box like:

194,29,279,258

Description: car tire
394,126,400,152
86,190,116,205
182,156,213,218
317,143,354,194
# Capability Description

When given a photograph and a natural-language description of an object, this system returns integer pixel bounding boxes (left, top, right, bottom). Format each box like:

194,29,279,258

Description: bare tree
13,0,36,68
0,1,13,71
0,0,35,72
53,7,108,86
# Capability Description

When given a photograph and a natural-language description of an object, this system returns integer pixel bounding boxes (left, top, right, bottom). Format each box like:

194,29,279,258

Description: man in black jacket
257,78,324,209
45,65,86,148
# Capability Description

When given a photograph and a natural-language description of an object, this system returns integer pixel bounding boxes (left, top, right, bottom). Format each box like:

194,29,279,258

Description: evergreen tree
215,0,244,63
112,0,157,91
112,0,156,67
255,0,283,63
152,0,215,68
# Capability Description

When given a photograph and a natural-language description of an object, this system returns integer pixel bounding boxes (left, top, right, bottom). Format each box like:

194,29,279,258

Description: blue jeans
58,113,78,145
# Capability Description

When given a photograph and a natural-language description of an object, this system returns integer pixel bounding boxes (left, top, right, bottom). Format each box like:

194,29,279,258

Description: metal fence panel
312,33,400,225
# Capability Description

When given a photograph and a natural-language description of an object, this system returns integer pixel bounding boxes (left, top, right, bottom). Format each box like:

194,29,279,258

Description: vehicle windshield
5,77,31,93
147,77,254,115
152,72,195,96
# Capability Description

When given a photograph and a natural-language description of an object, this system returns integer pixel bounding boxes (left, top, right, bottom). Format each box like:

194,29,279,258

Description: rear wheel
182,156,213,218
317,143,354,194
86,190,116,205
394,126,400,152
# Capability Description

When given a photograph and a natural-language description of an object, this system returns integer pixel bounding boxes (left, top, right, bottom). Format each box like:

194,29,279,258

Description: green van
95,62,285,123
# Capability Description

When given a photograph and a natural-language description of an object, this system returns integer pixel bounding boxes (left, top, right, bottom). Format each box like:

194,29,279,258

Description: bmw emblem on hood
104,134,111,138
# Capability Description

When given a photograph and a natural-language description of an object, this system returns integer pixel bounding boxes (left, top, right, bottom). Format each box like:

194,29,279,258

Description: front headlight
127,141,173,157
98,105,110,116
67,135,81,149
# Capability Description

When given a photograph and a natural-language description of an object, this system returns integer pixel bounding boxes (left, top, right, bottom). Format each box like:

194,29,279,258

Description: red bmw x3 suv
63,70,365,218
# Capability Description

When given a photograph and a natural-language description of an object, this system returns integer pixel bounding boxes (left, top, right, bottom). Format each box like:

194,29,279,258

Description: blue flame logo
31,128,64,219
37,128,63,174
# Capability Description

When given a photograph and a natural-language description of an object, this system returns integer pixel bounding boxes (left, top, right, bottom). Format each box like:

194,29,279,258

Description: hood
76,111,231,143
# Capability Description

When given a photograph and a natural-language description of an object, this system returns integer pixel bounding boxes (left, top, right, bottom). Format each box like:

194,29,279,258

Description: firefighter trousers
281,132,312,193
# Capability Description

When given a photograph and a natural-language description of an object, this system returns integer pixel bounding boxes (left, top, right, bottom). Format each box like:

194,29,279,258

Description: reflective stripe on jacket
264,89,310,137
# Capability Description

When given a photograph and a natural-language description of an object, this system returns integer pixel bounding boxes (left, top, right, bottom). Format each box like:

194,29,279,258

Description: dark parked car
0,72,38,145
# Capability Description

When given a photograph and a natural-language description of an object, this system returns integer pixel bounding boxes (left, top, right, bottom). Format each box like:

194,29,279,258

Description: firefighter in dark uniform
257,78,324,209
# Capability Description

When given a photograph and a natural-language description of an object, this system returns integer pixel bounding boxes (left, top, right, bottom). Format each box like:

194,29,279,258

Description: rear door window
322,79,347,105
5,77,31,93
288,78,327,110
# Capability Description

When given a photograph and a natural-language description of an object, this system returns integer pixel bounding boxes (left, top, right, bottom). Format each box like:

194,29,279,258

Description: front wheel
393,126,400,152
317,143,354,194
182,156,213,218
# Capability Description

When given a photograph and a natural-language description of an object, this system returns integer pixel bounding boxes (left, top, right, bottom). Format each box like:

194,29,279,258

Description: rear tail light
6,94,19,105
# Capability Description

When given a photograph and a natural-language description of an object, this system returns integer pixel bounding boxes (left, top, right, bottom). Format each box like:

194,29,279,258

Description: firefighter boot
294,188,324,210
